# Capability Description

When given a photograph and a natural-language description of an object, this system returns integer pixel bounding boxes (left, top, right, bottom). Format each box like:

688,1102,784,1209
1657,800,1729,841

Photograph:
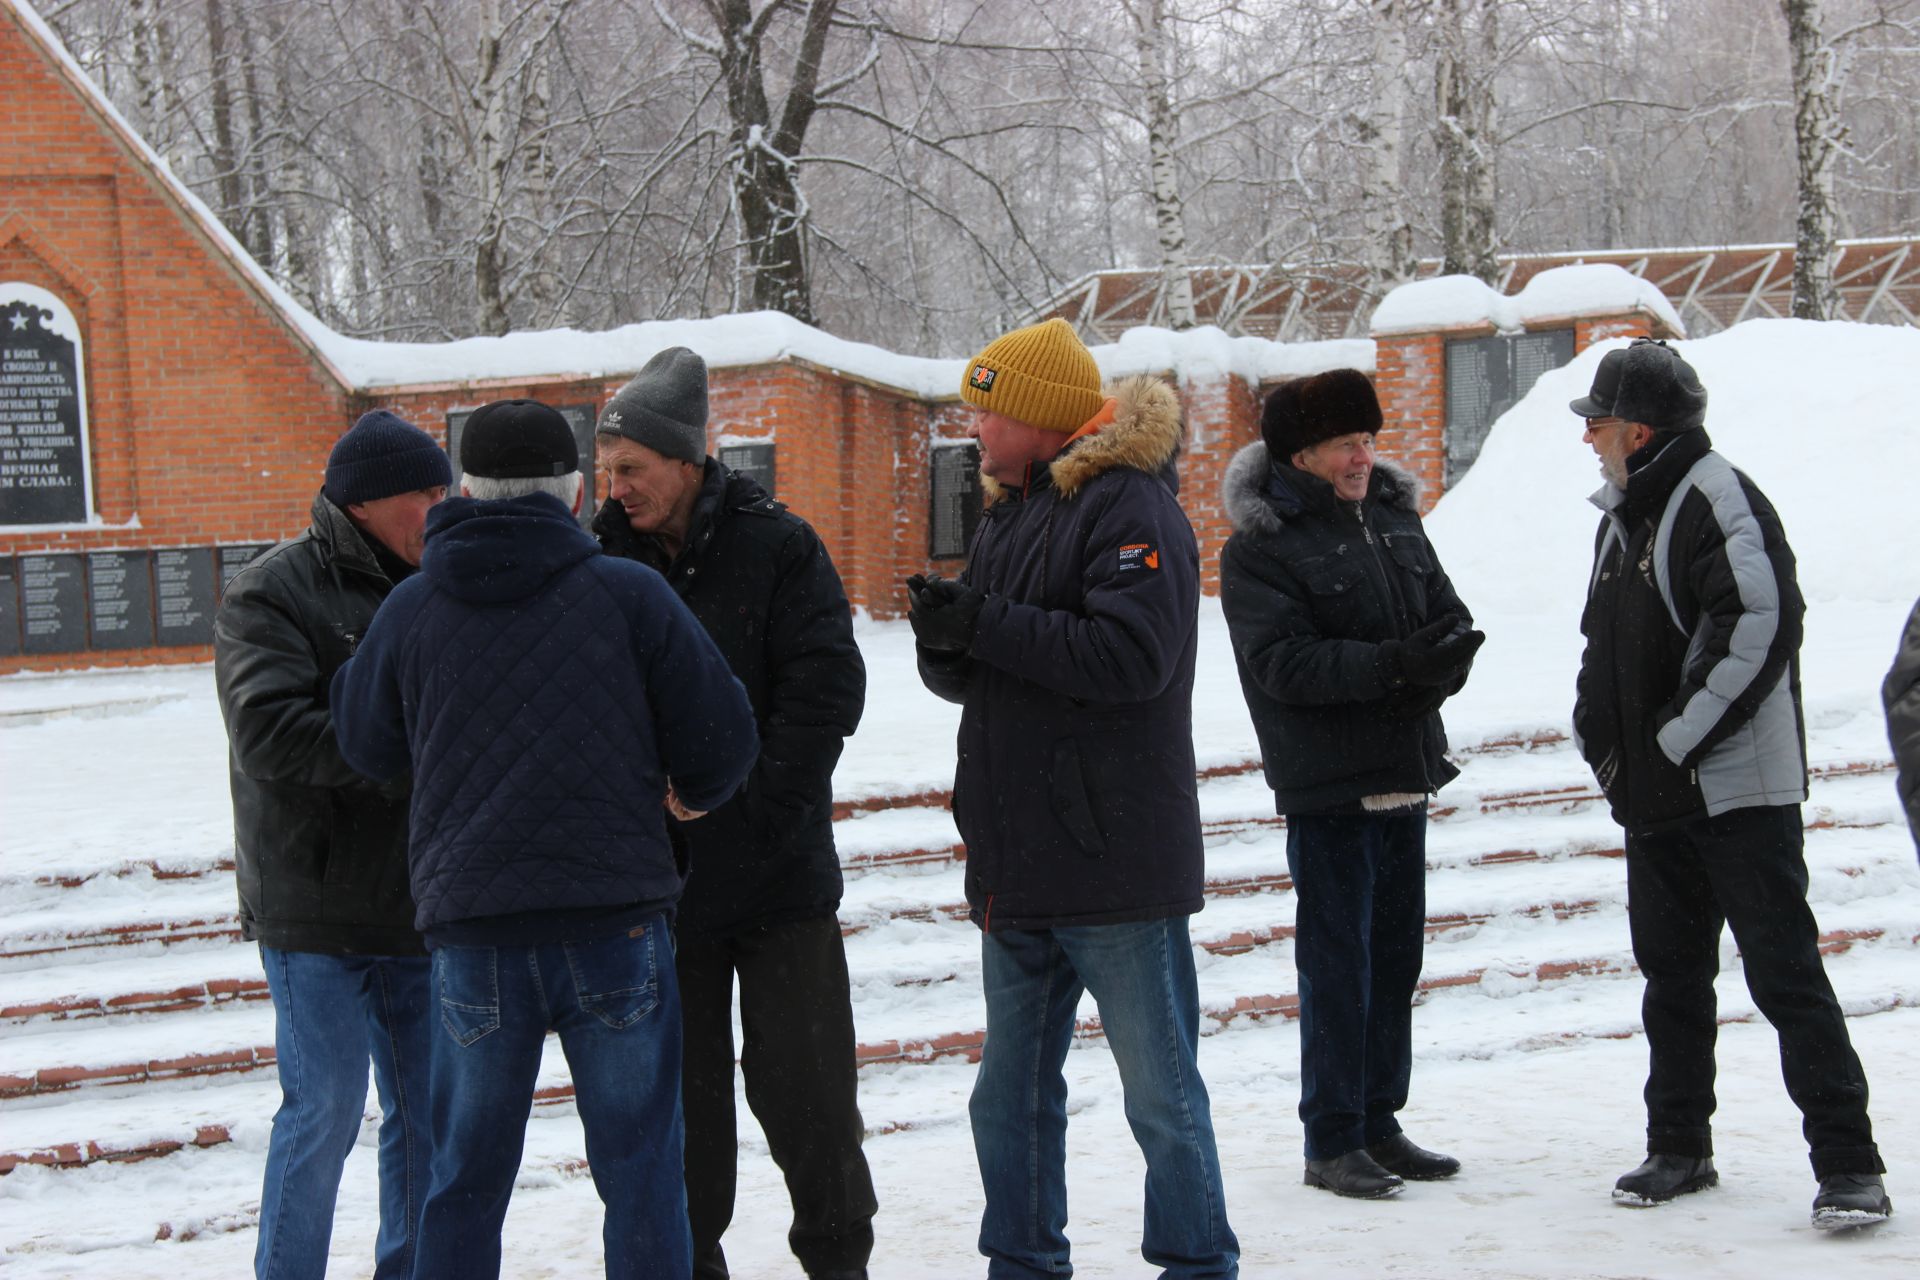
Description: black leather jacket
213,492,422,956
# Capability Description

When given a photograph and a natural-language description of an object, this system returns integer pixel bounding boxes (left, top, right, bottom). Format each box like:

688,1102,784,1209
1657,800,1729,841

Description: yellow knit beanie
960,318,1105,434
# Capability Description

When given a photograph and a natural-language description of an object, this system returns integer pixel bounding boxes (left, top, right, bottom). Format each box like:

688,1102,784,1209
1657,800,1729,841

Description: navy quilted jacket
330,492,757,936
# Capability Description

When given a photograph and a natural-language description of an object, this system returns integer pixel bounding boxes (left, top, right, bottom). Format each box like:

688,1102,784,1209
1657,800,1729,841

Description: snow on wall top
1370,264,1684,337
332,316,1373,398
9,4,1372,401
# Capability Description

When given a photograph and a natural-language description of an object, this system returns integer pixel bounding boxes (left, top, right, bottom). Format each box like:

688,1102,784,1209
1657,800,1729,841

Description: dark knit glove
905,573,985,653
1378,615,1485,688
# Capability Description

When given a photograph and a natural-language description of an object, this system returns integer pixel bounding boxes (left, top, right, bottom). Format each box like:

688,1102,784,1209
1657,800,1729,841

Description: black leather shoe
1612,1154,1717,1206
1811,1172,1891,1230
1367,1133,1461,1181
1305,1149,1404,1199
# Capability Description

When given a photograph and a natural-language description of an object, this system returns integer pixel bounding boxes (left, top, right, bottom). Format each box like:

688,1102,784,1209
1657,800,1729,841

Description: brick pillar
1179,373,1262,591
1576,314,1655,349
1372,332,1448,514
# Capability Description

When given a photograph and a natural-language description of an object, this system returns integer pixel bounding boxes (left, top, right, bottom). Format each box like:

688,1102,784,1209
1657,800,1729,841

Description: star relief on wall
3,300,54,335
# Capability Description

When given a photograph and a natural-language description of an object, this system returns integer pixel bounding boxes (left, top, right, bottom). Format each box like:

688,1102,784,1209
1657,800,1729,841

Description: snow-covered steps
1,943,267,1023
15,916,1913,1180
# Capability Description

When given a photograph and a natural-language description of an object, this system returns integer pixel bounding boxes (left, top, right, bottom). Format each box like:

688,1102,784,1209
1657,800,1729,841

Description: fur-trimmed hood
982,374,1184,505
1221,439,1422,535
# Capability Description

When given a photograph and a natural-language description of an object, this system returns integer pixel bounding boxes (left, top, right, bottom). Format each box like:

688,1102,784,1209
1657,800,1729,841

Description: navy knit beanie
324,410,453,507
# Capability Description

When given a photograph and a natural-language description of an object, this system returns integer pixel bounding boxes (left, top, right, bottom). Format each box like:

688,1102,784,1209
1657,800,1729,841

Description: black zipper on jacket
1351,501,1410,637
1353,497,1435,788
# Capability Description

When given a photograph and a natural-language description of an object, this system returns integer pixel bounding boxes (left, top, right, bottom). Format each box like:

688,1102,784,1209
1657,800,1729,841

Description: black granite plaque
217,543,273,592
19,552,84,654
155,547,216,645
448,403,599,525
87,550,154,650
0,556,19,657
0,295,90,525
718,443,777,498
929,443,983,560
1444,328,1576,486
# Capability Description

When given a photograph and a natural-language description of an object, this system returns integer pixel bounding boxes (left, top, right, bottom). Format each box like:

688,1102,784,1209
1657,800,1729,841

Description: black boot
1305,1149,1404,1199
1612,1154,1717,1206
1367,1133,1461,1181
1811,1173,1891,1230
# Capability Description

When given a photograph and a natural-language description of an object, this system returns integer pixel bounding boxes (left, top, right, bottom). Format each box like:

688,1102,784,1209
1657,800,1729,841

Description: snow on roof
8,1,1371,400
347,318,1373,398
1371,264,1683,337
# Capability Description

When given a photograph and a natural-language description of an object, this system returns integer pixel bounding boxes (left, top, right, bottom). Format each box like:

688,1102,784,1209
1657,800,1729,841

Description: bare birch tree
1431,0,1498,283
1783,0,1845,319
1362,0,1416,297
1125,0,1195,329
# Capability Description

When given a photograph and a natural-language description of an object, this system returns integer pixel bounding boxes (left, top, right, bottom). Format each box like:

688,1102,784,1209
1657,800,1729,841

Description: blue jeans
256,946,433,1280
970,917,1237,1279
412,916,689,1280
1285,810,1427,1161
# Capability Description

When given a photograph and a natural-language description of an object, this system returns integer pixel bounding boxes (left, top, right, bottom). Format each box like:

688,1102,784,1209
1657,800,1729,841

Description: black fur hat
1261,368,1383,458
1569,338,1707,433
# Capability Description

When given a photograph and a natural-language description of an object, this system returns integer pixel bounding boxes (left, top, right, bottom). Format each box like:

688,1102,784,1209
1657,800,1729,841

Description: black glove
1385,683,1451,721
905,573,986,653
1379,614,1486,687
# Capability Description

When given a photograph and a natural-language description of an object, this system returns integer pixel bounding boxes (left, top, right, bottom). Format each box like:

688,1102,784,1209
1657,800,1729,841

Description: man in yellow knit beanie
908,318,1240,1278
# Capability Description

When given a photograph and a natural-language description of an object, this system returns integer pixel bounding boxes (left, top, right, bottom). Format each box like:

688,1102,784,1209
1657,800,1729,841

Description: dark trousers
1626,803,1882,1178
678,913,877,1279
1285,810,1428,1161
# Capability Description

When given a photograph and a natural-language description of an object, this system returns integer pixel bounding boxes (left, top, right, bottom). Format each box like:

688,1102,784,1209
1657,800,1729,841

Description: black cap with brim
1570,348,1626,419
461,399,579,478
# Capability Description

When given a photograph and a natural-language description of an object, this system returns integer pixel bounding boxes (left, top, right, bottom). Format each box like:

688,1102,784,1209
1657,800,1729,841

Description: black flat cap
460,399,579,478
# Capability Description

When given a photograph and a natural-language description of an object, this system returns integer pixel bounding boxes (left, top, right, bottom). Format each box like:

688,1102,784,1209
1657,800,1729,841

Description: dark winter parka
917,375,1204,932
213,492,422,957
1573,428,1808,832
592,462,865,937
1882,598,1920,861
328,492,757,940
1218,442,1470,814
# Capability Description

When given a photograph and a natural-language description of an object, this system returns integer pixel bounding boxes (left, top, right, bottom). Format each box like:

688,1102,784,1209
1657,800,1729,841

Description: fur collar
981,375,1183,505
1221,439,1422,535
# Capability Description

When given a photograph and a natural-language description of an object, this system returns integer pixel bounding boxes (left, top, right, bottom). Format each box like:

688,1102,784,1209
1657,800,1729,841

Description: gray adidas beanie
597,346,709,465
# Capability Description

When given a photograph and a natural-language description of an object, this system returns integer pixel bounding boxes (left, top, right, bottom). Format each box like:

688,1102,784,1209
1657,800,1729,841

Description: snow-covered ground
5,318,1920,1277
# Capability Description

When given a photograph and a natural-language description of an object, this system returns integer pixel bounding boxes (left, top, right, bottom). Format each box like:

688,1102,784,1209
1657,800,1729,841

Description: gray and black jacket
1573,428,1807,831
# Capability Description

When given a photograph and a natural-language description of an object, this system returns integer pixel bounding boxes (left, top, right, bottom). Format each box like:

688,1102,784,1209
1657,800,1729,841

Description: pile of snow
1431,318,1920,611
1425,318,1920,737
1371,264,1684,337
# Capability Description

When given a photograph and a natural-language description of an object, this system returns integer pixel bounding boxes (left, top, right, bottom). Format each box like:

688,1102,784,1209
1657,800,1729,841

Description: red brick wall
1576,315,1656,347
1373,332,1449,511
1179,374,1262,592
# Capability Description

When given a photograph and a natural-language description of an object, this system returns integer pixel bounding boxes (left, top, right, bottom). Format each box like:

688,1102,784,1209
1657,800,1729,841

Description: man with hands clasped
1219,368,1481,1200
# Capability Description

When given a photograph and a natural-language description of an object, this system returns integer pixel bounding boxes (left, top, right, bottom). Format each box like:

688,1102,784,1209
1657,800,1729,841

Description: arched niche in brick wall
1,282,95,527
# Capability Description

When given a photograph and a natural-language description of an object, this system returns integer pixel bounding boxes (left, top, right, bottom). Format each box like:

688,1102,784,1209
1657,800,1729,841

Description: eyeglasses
1584,416,1625,430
